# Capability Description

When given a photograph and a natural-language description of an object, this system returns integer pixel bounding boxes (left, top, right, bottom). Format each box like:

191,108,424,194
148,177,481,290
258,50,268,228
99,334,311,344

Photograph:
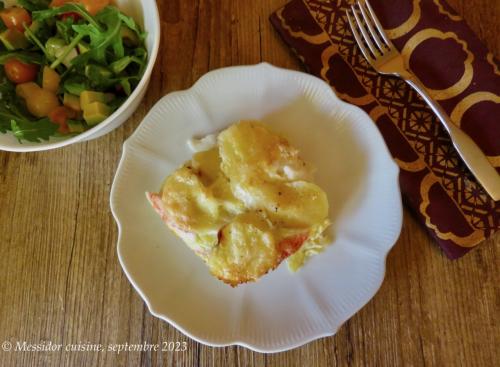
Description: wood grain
0,0,499,366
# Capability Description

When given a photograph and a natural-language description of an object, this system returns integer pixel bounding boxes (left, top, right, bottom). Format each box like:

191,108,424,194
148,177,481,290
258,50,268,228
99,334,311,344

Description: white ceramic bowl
111,63,403,352
0,0,160,152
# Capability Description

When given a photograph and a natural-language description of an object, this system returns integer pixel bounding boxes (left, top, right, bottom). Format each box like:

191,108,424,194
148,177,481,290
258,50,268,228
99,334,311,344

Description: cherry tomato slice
48,106,71,134
0,7,32,32
4,58,39,84
60,12,81,21
49,0,70,6
81,0,110,15
50,0,110,15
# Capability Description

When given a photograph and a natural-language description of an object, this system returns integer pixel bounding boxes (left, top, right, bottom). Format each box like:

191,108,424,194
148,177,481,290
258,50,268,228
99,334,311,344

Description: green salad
0,0,147,143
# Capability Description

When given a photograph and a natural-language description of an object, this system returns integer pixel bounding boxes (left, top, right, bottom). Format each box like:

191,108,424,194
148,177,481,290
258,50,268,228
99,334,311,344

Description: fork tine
350,4,381,57
357,1,386,51
364,0,395,49
346,10,376,67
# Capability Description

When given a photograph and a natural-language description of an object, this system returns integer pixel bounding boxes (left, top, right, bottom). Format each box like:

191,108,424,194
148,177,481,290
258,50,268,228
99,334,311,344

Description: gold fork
346,0,500,201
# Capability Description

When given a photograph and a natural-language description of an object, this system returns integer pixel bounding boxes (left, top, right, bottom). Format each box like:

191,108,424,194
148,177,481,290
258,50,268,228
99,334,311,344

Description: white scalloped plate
110,63,402,353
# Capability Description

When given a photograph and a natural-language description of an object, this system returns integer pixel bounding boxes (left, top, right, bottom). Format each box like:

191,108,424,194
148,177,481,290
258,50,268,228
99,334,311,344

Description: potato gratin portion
147,121,331,286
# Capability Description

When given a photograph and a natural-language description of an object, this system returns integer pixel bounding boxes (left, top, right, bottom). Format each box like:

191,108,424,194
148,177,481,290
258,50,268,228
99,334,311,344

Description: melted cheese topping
208,212,279,286
149,121,331,286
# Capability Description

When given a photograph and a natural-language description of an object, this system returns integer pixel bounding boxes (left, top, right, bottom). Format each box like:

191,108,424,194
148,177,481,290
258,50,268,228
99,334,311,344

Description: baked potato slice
207,212,310,286
218,120,313,183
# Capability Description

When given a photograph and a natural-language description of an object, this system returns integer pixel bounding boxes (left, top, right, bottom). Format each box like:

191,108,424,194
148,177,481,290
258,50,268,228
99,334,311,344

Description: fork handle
403,74,500,201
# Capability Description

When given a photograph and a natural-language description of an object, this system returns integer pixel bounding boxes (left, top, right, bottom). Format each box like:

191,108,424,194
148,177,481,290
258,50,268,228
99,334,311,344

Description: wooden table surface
0,1,498,366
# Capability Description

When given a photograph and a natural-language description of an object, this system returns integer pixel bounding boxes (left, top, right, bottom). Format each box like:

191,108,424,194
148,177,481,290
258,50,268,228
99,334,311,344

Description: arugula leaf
109,55,144,74
0,68,58,142
0,51,44,64
17,0,51,12
71,6,123,65
11,118,58,143
118,12,147,41
33,4,102,31
0,110,11,133
71,22,104,61
56,19,76,44
112,36,125,60
23,25,51,59
0,108,57,143
63,82,86,95
23,17,53,56
0,70,29,118
62,73,88,95
50,32,84,68
119,78,131,95
0,68,14,92
84,64,115,89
